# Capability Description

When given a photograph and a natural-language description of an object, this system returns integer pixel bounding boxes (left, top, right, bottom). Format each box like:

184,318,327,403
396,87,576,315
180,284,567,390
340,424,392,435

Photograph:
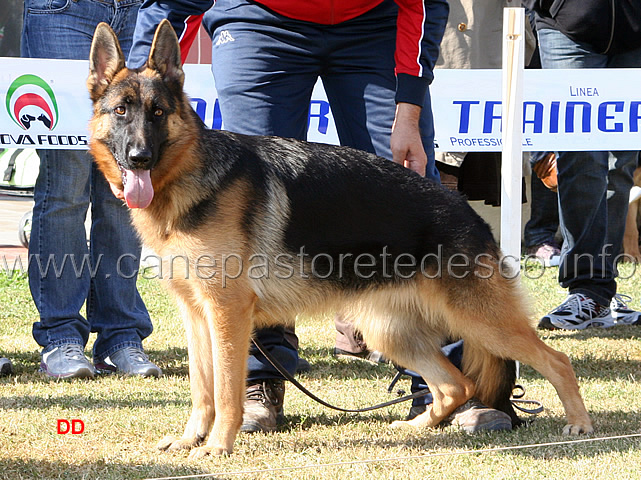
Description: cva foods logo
6,74,59,131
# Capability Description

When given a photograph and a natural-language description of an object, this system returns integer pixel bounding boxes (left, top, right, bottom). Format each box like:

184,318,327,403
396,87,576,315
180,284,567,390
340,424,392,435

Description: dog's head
87,20,186,208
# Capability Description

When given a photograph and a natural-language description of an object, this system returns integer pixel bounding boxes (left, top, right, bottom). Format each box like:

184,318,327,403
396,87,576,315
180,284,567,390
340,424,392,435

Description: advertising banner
1,58,640,151
433,69,641,152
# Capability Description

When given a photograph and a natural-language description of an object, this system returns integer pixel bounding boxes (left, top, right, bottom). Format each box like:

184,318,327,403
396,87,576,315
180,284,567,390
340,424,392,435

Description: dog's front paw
390,407,438,429
188,445,231,459
562,422,594,435
390,419,416,429
156,435,201,451
156,435,179,451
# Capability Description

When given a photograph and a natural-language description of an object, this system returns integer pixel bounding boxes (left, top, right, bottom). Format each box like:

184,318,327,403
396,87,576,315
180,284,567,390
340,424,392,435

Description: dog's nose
128,148,152,169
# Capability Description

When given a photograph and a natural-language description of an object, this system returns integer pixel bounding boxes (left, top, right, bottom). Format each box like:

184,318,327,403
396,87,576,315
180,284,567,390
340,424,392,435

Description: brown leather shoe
407,398,512,433
532,152,558,192
446,398,513,433
240,379,285,433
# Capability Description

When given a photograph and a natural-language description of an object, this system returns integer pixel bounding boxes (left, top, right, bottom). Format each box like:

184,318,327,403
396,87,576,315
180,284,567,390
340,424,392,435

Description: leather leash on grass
252,338,430,412
252,338,543,415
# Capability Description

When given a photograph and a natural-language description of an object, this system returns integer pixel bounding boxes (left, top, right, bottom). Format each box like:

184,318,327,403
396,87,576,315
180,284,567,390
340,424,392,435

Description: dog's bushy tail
462,344,522,427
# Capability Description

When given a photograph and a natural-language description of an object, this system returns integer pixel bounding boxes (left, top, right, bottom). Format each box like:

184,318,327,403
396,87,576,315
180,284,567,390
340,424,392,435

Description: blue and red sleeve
128,0,213,68
394,0,449,106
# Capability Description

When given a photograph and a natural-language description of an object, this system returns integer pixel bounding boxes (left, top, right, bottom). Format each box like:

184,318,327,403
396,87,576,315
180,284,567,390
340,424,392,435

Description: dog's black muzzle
127,147,153,170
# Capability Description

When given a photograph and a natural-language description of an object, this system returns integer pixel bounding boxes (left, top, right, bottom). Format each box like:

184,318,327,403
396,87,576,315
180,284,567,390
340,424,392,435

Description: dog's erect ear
148,19,185,90
87,22,126,101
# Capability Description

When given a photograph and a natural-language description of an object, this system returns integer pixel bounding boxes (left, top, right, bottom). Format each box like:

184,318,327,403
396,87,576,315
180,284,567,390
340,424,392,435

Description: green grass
1,265,641,479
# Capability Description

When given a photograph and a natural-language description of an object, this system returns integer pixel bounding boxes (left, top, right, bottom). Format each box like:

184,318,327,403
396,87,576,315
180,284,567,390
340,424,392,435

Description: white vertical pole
501,7,525,275
502,8,525,379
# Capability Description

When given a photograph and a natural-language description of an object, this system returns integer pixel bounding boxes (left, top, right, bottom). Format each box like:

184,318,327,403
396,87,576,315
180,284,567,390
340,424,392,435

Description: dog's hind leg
390,348,476,429
447,283,593,435
352,295,476,430
486,325,592,434
188,292,256,458
157,299,216,452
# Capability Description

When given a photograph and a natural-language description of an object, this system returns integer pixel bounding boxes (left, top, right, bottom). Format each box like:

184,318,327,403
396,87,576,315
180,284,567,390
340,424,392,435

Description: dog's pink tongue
123,169,154,209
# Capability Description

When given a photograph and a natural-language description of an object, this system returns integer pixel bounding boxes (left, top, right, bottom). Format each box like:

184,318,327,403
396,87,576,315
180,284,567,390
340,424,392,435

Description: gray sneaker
610,294,641,326
538,293,615,330
0,357,13,376
40,344,95,379
94,347,162,377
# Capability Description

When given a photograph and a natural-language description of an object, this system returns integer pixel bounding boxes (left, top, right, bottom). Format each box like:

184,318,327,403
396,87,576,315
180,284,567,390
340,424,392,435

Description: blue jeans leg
87,167,153,361
537,29,641,304
246,327,299,383
29,149,93,351
21,0,141,60
524,153,559,248
23,0,151,358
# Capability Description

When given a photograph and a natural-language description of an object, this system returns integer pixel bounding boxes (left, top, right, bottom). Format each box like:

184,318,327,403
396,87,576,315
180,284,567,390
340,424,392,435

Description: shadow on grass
526,327,641,381
539,325,641,342
499,409,641,461
0,393,190,410
297,346,398,379
1,347,191,378
0,414,639,478
517,356,641,382
278,406,548,434
0,458,217,480
278,409,641,461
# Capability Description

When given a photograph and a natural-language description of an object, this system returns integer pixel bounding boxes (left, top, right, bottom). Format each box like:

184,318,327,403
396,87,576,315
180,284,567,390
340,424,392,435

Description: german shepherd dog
87,20,593,458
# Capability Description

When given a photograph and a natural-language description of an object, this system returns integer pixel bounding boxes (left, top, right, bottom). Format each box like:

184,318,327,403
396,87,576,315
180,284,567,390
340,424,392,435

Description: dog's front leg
188,297,255,458
158,300,215,452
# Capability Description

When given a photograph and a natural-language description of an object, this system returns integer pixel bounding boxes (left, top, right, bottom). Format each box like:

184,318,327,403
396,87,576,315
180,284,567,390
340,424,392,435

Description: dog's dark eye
154,108,164,117
114,106,126,116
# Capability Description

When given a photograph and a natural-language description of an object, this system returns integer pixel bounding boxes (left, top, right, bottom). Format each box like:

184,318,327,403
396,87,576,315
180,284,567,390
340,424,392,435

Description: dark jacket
523,0,641,54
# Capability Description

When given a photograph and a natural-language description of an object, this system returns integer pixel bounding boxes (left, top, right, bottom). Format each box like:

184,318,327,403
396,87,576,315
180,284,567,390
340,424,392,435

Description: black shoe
240,379,285,433
406,404,426,421
0,357,13,376
296,357,311,373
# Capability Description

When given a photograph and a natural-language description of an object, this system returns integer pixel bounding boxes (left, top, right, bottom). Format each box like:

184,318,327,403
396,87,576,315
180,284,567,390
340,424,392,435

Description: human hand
390,102,427,177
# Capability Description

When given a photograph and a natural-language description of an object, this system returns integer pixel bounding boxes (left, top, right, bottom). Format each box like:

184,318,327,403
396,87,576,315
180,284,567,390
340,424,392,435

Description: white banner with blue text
1,58,640,151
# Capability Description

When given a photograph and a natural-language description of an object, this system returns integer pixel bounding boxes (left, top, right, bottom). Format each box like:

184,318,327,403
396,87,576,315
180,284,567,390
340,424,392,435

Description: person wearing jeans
21,0,161,378
525,0,641,330
524,151,561,266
